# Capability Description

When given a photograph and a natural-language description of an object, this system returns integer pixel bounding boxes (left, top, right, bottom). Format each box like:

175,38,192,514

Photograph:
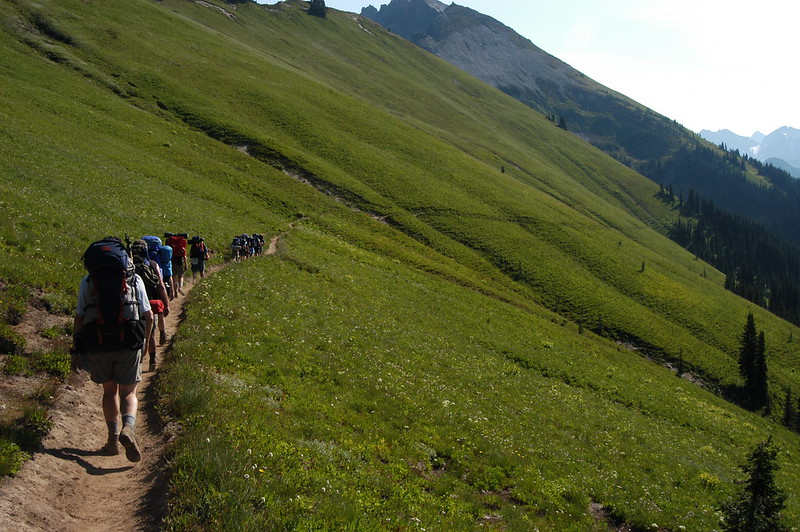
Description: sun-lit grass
2,0,800,528
160,228,800,530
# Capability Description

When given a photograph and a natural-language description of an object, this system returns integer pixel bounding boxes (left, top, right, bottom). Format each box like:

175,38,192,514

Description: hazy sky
268,1,799,136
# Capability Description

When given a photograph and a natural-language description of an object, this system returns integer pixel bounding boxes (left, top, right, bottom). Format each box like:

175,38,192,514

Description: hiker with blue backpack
70,236,153,462
132,239,170,371
160,243,174,300
143,235,174,300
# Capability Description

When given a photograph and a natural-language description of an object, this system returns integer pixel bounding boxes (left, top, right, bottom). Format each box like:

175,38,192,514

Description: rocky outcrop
361,0,682,165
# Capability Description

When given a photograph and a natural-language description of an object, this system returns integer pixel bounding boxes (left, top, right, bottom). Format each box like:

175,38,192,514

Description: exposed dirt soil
0,234,283,531
0,286,191,531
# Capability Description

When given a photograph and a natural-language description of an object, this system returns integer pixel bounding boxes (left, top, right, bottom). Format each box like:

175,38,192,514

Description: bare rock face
360,0,666,162
363,0,444,41
362,1,591,116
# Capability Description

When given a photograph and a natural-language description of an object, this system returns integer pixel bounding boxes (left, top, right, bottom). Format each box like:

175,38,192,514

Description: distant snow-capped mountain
700,127,800,177
757,127,800,168
698,129,759,154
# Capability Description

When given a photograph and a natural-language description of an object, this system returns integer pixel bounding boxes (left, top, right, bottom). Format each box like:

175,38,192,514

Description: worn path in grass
0,233,283,531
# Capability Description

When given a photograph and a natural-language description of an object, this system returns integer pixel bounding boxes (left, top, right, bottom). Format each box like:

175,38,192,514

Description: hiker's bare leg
117,382,141,461
100,381,122,453
157,311,167,347
119,383,138,420
148,324,157,359
102,381,120,423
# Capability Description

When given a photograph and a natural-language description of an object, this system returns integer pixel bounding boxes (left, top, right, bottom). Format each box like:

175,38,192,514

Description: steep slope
0,0,799,529
363,0,686,163
1,0,732,387
363,0,800,245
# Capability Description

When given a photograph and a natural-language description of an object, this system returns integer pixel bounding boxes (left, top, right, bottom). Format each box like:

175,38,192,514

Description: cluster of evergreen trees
781,388,800,432
308,0,327,18
661,187,800,325
544,112,567,130
649,143,800,248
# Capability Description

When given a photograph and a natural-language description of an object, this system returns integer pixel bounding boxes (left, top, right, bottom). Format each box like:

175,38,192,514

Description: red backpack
166,234,187,259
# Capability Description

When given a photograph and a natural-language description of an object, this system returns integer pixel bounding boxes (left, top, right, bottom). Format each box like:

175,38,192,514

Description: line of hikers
69,233,211,463
230,233,265,261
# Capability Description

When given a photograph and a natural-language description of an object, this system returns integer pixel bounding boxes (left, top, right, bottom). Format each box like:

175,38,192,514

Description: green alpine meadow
1,0,799,529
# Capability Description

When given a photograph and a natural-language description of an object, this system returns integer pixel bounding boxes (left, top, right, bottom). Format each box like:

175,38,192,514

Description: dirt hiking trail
0,234,282,531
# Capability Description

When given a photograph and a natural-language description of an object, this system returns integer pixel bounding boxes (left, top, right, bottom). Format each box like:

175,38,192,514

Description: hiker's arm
71,314,84,373
135,276,155,344
143,309,154,345
152,262,171,316
72,314,84,337
158,280,170,317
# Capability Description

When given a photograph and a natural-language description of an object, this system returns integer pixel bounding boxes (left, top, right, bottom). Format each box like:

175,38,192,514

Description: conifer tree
738,312,770,409
676,350,685,378
308,0,327,18
752,331,769,409
724,273,734,290
738,311,758,381
720,438,787,532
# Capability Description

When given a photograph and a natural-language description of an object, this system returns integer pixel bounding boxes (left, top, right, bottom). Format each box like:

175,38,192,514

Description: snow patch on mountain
700,126,800,176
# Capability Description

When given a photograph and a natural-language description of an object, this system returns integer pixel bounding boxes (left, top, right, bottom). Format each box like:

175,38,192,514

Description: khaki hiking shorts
88,348,142,385
191,258,205,274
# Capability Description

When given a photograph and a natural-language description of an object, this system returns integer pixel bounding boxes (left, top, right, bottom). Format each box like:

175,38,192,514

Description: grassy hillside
1,0,799,529
365,0,800,259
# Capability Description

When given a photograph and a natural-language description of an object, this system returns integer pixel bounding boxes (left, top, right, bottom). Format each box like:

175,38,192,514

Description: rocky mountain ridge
365,0,578,112
362,0,683,166
362,0,800,243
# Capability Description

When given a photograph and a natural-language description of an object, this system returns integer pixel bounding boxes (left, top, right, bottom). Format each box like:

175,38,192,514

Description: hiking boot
99,438,120,456
118,426,141,463
148,362,156,373
159,330,167,345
